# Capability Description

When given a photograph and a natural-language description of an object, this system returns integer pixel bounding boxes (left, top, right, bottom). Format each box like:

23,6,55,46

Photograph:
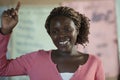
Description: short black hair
45,6,90,46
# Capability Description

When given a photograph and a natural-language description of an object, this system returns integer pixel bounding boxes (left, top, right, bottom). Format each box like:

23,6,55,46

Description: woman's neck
52,46,81,58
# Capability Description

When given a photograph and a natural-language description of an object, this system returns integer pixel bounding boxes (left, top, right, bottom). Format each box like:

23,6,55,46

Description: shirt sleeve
95,58,105,80
0,33,27,76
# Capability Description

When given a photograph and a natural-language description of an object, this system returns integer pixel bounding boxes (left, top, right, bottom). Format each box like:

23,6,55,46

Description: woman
0,2,105,80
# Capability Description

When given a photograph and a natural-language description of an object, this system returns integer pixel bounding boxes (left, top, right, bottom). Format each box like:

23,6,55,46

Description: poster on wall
61,0,119,79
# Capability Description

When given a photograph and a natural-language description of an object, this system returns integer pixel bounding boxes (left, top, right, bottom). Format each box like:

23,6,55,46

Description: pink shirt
0,33,105,80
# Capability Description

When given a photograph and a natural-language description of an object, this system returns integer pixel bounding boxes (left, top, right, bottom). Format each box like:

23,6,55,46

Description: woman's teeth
59,40,68,45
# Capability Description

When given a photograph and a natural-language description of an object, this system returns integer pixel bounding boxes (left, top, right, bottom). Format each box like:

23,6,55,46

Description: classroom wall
0,0,119,80
0,0,102,5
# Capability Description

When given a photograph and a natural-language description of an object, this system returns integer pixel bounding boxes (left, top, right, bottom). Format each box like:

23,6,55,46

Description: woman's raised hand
1,1,21,35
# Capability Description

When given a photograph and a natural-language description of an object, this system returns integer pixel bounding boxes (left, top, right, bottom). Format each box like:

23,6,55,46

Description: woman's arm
0,2,29,76
0,32,28,76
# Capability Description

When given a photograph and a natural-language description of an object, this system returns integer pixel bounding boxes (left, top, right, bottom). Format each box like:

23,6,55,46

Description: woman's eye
65,28,72,32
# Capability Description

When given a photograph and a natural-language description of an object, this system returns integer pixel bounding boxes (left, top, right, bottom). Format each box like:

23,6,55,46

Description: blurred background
0,0,119,80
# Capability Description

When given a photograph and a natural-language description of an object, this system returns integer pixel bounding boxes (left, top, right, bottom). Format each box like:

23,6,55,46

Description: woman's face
49,16,78,52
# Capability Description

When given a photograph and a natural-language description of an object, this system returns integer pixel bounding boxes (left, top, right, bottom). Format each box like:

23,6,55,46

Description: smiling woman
0,1,105,80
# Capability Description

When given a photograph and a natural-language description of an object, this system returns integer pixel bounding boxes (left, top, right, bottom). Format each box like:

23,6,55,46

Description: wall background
0,0,119,80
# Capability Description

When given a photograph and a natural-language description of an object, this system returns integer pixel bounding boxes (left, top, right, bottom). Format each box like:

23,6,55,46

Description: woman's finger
15,1,21,12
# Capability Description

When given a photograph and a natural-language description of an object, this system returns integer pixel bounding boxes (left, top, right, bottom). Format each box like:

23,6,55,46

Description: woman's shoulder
18,50,51,59
78,52,102,65
89,54,102,62
85,53,102,66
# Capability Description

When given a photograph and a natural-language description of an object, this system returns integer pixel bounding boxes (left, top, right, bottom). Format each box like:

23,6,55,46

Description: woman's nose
59,33,65,38
58,32,69,40
59,30,66,37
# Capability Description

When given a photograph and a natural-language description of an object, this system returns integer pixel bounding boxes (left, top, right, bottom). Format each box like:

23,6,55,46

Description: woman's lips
59,40,68,45
58,39,70,45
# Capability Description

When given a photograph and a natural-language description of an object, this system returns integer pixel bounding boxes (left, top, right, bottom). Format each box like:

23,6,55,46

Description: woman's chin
57,47,71,53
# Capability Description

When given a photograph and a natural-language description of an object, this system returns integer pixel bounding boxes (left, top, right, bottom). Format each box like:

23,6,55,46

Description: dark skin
0,2,20,35
51,52,89,73
0,2,89,73
49,16,89,73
